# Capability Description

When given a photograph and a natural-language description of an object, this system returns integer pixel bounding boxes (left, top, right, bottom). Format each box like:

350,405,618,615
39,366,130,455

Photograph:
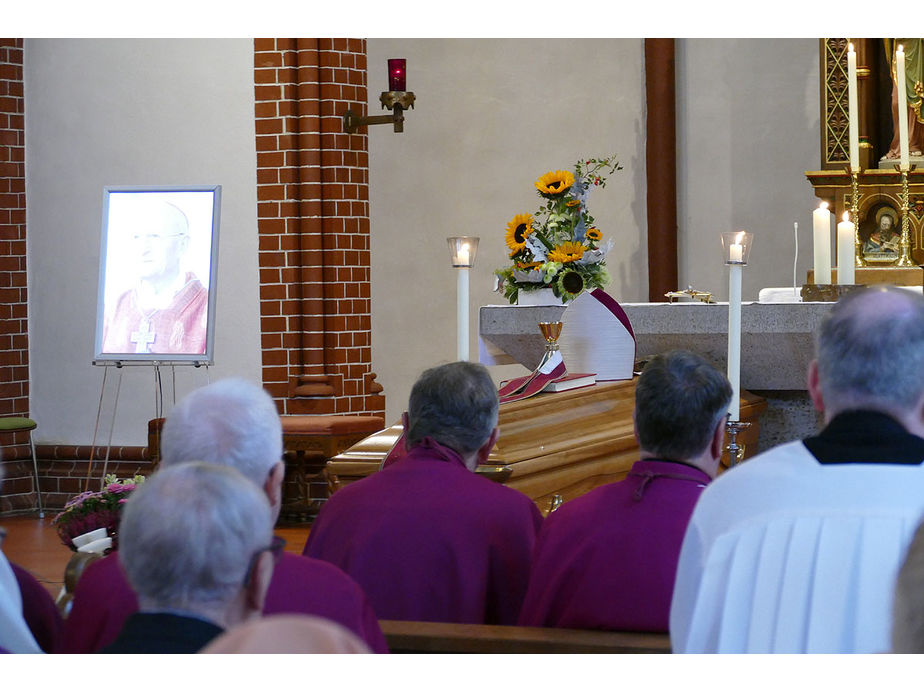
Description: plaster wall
24,38,261,445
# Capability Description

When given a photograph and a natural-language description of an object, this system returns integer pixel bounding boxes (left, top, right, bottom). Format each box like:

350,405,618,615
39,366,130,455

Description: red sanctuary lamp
388,58,406,92
344,58,416,134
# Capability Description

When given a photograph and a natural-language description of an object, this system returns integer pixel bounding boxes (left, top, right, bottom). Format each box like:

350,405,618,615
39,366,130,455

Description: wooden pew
379,620,671,654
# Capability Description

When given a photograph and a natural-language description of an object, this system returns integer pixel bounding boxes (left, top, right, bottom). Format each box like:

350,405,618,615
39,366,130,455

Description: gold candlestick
725,420,751,467
850,168,867,267
897,164,916,267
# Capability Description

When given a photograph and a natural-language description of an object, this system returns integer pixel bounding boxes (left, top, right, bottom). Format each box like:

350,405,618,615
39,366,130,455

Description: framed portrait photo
94,185,221,364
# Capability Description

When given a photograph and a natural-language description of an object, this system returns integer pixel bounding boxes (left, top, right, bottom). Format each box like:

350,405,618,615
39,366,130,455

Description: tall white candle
837,212,856,285
727,263,742,421
898,44,910,170
813,202,832,284
729,242,743,263
458,242,470,267
457,267,469,361
848,43,860,171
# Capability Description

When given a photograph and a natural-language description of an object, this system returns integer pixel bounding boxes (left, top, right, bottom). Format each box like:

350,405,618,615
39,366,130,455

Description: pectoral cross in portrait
130,320,156,353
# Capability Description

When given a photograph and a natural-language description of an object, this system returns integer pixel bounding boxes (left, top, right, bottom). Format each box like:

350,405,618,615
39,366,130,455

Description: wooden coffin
325,380,766,515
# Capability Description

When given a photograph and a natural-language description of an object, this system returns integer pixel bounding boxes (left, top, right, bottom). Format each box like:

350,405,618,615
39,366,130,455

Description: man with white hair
62,378,387,653
102,462,276,653
101,199,208,355
671,286,924,653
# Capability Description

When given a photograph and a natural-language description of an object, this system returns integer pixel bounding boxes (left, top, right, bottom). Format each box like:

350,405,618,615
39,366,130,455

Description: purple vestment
11,562,63,653
518,459,710,632
304,440,543,625
59,550,388,653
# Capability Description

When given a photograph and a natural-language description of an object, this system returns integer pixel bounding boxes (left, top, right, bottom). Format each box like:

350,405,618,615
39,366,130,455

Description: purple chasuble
11,562,63,653
304,439,543,625
518,459,710,632
59,550,388,653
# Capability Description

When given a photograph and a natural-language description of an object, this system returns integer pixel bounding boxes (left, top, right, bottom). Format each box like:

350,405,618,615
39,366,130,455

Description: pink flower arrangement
53,474,145,552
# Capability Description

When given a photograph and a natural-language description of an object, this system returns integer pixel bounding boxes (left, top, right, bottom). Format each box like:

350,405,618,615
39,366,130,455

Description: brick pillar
0,39,35,511
254,38,384,417
0,39,28,445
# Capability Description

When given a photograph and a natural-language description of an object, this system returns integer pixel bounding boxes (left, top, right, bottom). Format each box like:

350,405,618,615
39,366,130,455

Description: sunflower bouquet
495,155,621,304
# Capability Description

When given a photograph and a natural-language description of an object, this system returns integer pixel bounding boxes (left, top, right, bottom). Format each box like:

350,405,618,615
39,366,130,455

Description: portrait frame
859,202,901,265
93,185,221,365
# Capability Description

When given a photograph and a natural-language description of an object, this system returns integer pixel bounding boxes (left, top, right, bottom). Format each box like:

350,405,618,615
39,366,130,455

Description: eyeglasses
243,535,286,586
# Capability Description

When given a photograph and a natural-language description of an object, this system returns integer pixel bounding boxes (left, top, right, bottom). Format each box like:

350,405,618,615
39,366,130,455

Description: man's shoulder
272,553,369,602
76,552,130,592
687,441,813,527
277,552,359,585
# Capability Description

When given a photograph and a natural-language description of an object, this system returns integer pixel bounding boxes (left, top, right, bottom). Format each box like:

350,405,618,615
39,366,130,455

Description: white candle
898,44,910,170
727,263,742,421
837,212,856,285
458,243,470,266
457,267,469,361
729,243,743,263
848,43,860,171
813,202,832,284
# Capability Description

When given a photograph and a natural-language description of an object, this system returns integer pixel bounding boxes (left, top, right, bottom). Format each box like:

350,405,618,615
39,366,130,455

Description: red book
542,373,596,393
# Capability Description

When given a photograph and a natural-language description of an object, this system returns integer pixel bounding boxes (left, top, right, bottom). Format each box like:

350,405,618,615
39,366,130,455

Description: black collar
803,410,924,465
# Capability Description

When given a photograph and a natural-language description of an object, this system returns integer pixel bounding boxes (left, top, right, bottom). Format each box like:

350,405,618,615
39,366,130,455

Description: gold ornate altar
324,380,767,515
808,38,924,273
806,168,924,266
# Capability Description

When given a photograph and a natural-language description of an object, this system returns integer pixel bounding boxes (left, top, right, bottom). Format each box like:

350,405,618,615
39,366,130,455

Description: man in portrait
862,209,900,258
101,199,208,355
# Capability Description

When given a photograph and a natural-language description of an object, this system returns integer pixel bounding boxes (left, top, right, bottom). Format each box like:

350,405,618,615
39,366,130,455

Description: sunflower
585,228,602,241
505,213,534,252
556,269,586,301
534,170,575,196
515,261,542,270
548,241,586,263
566,199,581,208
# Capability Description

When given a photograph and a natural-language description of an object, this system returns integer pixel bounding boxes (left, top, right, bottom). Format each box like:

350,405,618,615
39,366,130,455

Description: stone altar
479,300,833,451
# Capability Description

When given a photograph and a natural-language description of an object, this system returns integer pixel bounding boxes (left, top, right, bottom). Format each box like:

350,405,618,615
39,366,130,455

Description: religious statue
863,208,900,259
881,39,924,161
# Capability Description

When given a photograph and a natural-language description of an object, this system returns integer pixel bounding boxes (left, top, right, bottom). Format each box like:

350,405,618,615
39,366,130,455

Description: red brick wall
0,39,31,465
254,38,384,418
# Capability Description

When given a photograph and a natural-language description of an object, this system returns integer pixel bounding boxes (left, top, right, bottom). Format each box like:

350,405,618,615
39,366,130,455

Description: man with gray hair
518,350,731,631
62,378,387,653
102,461,276,653
304,361,543,624
671,286,924,653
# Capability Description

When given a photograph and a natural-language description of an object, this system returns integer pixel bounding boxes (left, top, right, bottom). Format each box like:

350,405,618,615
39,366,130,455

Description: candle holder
725,420,752,467
447,237,479,361
721,231,753,265
849,167,867,267
896,164,916,267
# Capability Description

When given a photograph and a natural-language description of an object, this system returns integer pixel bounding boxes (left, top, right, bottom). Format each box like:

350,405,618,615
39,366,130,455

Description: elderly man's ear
263,461,286,517
244,550,274,617
807,360,825,413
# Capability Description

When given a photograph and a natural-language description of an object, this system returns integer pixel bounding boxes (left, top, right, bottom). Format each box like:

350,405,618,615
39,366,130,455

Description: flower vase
517,288,572,306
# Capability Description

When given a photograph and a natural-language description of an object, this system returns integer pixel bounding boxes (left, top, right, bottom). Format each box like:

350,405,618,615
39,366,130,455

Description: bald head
815,286,924,422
